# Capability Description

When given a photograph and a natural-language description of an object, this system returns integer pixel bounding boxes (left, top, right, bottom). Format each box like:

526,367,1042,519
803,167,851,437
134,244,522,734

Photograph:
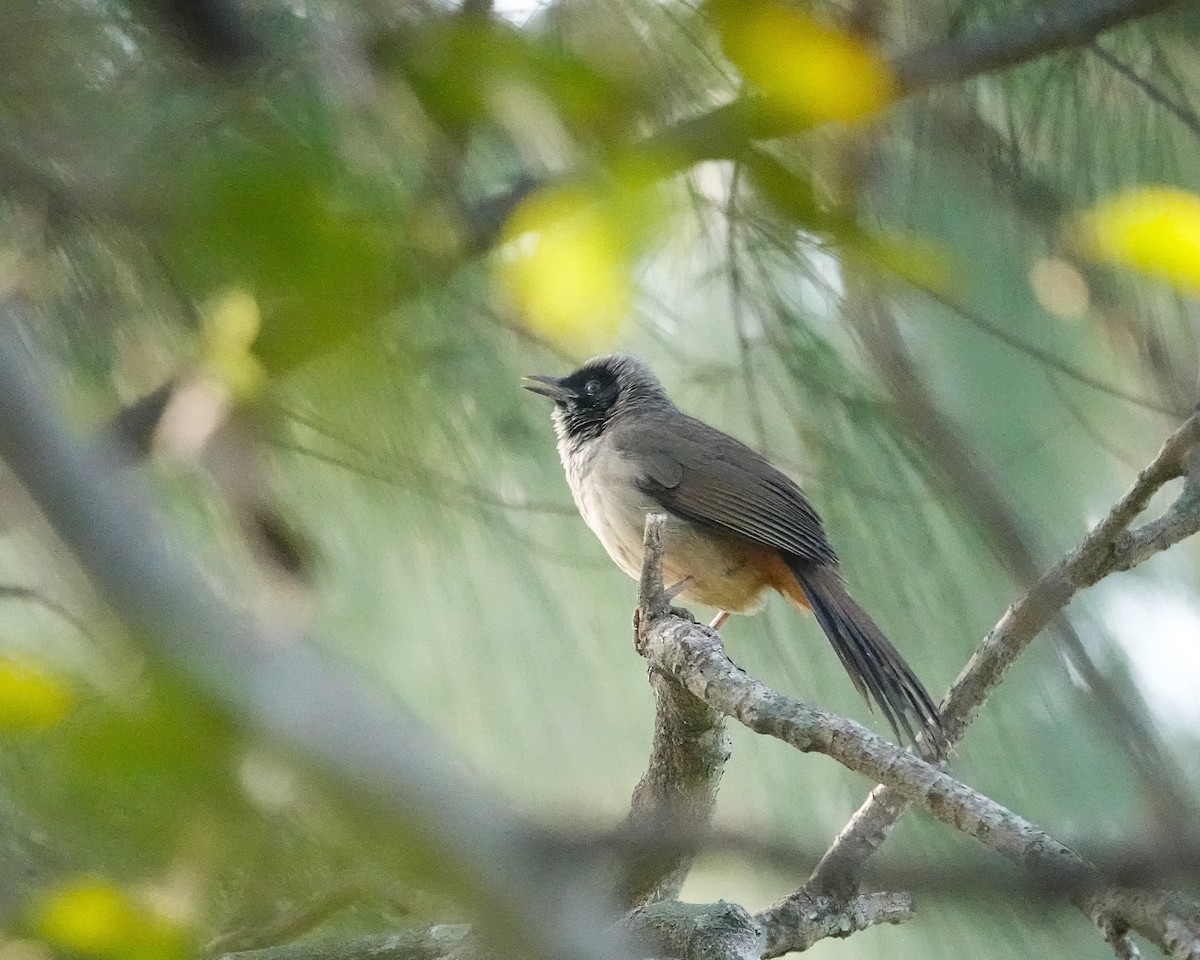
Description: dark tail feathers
789,562,944,755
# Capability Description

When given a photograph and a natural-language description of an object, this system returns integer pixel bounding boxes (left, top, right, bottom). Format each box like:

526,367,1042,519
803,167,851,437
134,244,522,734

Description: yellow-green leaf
199,288,267,399
0,658,72,732
1075,186,1200,294
493,187,632,349
34,878,188,960
713,2,895,125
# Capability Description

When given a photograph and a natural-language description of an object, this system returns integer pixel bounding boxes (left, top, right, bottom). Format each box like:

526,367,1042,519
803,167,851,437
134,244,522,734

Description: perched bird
524,353,942,750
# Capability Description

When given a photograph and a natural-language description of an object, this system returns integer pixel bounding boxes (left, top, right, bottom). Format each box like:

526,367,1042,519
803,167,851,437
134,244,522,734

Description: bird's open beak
522,374,572,402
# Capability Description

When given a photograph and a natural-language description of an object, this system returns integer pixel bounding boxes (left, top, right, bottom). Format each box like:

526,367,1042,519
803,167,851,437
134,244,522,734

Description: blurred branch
634,516,1200,960
473,0,1184,250
136,0,261,68
219,925,470,960
926,100,1191,412
598,823,1200,901
0,305,635,960
804,411,1200,899
915,285,1179,418
890,0,1182,96
0,583,95,640
206,884,366,956
1089,43,1200,139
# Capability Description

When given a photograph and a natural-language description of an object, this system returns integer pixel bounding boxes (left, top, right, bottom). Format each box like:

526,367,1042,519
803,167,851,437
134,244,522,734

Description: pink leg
709,610,729,630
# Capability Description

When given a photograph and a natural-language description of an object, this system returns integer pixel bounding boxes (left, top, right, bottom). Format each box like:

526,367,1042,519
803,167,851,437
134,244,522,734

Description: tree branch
624,669,729,906
0,309,636,960
622,517,731,906
891,0,1182,96
802,416,1200,901
753,889,912,957
634,516,1200,960
660,0,1186,150
623,901,762,960
472,0,1185,245
217,925,470,960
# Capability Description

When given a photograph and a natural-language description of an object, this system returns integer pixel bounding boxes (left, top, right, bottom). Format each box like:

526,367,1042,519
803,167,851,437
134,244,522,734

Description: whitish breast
566,441,653,579
561,438,772,614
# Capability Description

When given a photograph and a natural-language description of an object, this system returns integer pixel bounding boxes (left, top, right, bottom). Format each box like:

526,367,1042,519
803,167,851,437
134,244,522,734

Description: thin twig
1090,43,1200,140
0,584,95,641
206,884,365,956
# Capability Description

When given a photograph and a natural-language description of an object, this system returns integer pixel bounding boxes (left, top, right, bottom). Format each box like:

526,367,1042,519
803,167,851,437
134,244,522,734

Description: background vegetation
1,0,1199,958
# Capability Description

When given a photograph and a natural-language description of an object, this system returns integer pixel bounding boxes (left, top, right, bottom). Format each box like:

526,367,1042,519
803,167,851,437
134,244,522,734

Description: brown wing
612,414,838,567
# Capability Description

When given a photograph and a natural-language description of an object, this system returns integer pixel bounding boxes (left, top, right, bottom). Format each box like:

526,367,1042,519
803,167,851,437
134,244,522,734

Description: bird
524,353,943,751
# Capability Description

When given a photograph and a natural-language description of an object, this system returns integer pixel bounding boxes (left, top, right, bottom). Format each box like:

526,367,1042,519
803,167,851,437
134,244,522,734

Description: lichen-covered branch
754,890,912,957
622,519,731,907
799,417,1199,897
634,515,1200,960
624,666,730,906
623,901,762,960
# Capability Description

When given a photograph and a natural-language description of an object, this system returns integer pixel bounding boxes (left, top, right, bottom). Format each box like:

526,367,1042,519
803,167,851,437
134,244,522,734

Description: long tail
787,561,944,754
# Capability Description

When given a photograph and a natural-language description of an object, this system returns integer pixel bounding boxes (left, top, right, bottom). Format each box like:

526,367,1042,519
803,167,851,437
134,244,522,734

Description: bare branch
634,517,1200,960
622,514,730,905
806,416,1200,899
755,890,912,957
624,666,729,906
624,901,762,960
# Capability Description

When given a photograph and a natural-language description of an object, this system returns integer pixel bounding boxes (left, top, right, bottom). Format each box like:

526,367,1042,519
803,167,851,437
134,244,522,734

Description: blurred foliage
1,0,1199,957
1076,185,1200,294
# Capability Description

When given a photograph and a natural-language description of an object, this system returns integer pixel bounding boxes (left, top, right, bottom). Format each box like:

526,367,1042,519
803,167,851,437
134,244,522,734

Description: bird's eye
584,379,602,396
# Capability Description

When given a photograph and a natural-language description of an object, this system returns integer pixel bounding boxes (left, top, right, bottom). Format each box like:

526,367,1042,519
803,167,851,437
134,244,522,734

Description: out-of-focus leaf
199,288,266,399
162,132,399,374
859,231,960,295
1074,186,1200,294
492,186,633,348
373,19,638,139
0,658,73,732
741,151,828,229
33,877,189,960
710,1,895,125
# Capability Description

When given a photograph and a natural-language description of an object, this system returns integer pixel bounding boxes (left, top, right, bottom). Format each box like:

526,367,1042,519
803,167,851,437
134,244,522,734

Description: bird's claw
663,577,692,603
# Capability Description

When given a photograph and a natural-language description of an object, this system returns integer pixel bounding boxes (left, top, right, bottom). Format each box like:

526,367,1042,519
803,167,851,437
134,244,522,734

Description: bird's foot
709,610,730,631
661,578,697,623
634,578,698,654
663,577,692,603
